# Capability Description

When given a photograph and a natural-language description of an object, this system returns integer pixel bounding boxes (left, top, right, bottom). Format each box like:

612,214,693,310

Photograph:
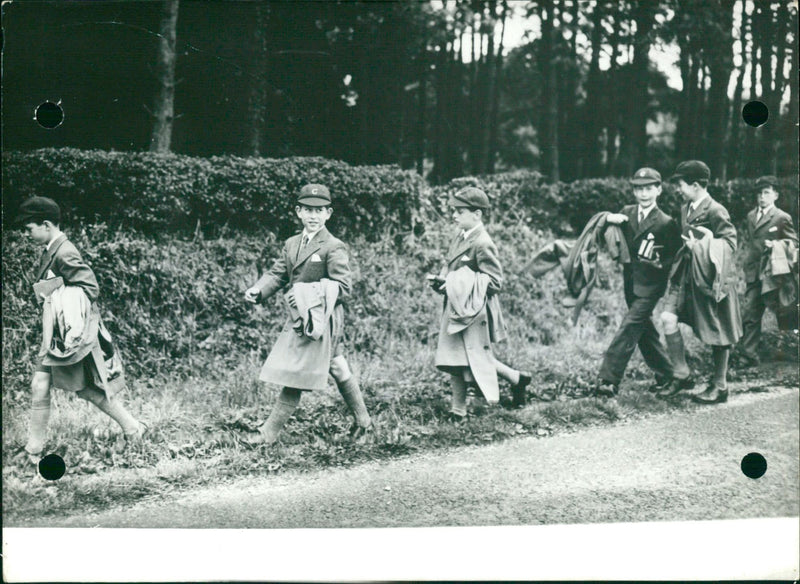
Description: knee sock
665,331,691,379
26,397,51,455
493,358,520,385
450,374,468,417
712,346,730,389
260,387,302,443
77,387,140,435
337,377,371,428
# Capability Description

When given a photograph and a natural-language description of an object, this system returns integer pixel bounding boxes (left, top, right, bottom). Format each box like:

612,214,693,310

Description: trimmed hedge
2,149,427,239
3,149,797,238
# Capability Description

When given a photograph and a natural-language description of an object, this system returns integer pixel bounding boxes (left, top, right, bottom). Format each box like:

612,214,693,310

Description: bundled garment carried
259,278,341,390
435,265,504,403
529,212,630,324
759,239,799,313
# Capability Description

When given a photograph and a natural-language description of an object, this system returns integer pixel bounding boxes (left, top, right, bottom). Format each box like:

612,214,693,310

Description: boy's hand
244,287,260,304
287,291,297,308
606,213,628,225
427,275,446,294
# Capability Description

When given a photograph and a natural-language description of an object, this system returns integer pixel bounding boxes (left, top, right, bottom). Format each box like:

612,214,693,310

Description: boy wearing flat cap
430,186,533,418
596,168,681,397
739,176,798,367
658,160,742,404
244,184,373,444
14,196,144,468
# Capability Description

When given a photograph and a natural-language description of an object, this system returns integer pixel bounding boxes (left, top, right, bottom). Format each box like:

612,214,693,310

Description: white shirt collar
638,205,655,220
757,204,774,216
461,222,482,240
46,232,63,250
690,192,710,211
302,228,322,242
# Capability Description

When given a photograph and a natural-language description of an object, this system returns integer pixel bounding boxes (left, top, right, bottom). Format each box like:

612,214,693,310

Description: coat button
484,345,490,350
480,320,487,326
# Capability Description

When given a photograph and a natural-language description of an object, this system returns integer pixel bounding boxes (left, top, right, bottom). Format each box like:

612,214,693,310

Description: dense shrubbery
2,149,427,239
5,149,796,242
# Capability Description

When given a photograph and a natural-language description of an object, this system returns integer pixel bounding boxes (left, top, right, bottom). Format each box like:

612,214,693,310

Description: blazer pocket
768,226,778,232
310,253,323,262
460,255,471,262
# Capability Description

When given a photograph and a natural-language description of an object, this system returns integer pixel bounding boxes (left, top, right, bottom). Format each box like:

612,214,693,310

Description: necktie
638,209,645,224
757,210,763,223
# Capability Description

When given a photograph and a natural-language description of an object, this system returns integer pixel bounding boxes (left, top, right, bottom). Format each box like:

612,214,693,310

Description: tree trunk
416,50,427,176
246,2,268,156
149,0,179,153
540,0,560,182
487,0,507,174
705,1,734,179
624,0,656,174
584,0,605,177
605,12,621,174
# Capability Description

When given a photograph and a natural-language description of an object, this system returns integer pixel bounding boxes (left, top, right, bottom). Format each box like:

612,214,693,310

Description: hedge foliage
3,149,797,238
2,149,427,240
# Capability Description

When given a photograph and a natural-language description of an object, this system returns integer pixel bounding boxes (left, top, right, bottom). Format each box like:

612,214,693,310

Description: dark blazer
619,205,681,298
742,205,798,283
253,227,351,302
35,234,99,301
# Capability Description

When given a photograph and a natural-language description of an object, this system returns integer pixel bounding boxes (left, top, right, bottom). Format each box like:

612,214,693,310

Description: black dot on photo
742,101,768,127
35,101,64,129
740,452,767,479
38,453,66,481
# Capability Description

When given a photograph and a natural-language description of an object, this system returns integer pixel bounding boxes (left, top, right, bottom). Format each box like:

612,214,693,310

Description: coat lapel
755,206,775,230
448,224,483,264
35,234,67,280
293,229,327,271
686,196,711,225
634,206,659,239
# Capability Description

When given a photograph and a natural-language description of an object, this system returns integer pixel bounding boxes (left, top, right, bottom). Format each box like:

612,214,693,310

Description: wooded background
2,0,797,183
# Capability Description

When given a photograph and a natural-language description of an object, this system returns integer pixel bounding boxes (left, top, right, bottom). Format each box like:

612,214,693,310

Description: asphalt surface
19,387,799,529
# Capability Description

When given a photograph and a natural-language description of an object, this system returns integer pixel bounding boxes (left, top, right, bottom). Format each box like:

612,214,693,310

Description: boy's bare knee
329,355,352,382
30,372,52,401
661,311,678,333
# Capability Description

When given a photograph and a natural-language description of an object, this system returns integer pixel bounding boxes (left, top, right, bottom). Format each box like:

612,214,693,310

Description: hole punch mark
35,101,64,129
38,453,66,481
742,101,768,127
741,452,767,479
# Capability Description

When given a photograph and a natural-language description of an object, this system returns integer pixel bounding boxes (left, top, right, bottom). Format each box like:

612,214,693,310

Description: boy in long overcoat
244,184,372,444
658,161,743,404
15,196,144,466
596,168,682,396
430,187,532,417
738,175,798,367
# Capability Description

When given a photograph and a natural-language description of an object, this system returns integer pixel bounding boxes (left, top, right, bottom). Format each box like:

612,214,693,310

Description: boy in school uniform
596,168,682,397
658,161,743,404
244,184,373,444
15,196,144,466
430,187,533,418
738,175,798,367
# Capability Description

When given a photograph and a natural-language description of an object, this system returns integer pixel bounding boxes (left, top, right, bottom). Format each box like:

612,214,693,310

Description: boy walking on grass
244,184,373,445
15,196,144,468
430,187,533,418
658,161,743,404
595,168,682,397
738,175,798,368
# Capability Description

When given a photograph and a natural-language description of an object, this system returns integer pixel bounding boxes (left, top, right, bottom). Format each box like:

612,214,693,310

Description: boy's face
676,179,698,202
25,221,52,245
756,186,778,209
295,205,332,233
633,183,661,208
452,206,481,231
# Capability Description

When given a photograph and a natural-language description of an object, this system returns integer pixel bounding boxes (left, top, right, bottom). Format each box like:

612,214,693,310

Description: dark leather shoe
595,381,618,398
648,377,672,393
349,422,375,444
657,375,694,399
447,411,467,424
691,386,728,404
512,372,532,408
737,354,760,369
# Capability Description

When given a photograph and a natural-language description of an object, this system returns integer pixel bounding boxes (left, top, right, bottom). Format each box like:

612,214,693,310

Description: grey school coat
251,228,350,390
434,224,507,402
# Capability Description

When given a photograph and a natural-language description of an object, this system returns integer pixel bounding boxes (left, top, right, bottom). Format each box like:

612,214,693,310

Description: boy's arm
709,205,737,252
475,239,503,294
778,213,798,245
326,243,352,300
54,246,100,301
661,217,683,268
249,245,290,303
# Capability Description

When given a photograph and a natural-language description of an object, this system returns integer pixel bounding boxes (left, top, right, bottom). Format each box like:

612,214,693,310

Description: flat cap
755,175,779,189
450,186,490,210
15,196,61,226
297,184,331,207
630,167,662,186
670,160,710,184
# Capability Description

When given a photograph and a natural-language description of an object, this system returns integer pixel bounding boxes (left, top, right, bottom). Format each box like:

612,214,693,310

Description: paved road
21,388,798,529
